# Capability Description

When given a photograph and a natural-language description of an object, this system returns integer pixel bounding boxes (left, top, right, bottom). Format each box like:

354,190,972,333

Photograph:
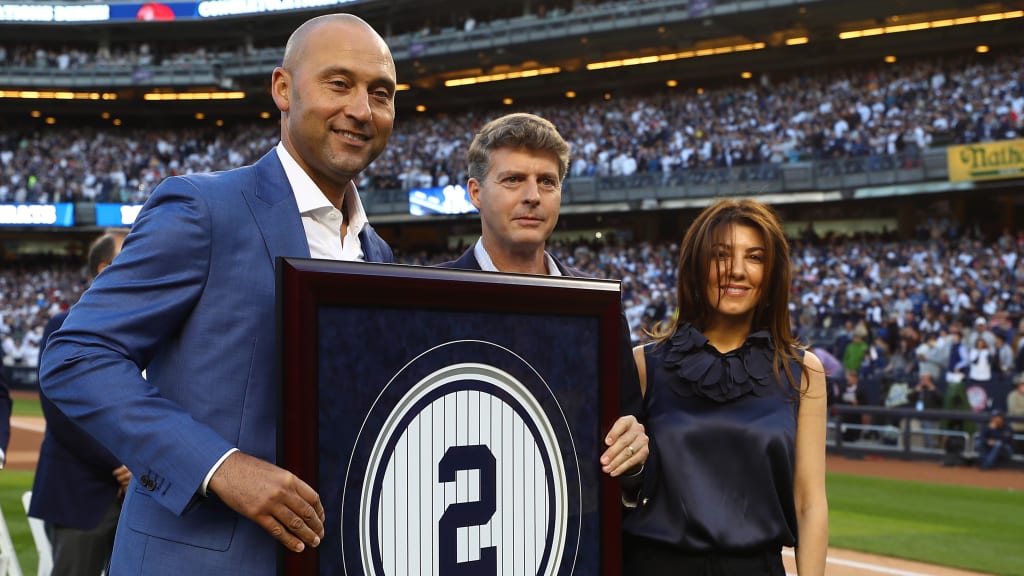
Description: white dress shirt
473,238,561,276
277,141,369,261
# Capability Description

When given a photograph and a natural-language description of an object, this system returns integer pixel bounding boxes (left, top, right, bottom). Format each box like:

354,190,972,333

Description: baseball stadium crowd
4,220,1024,469
6,224,1024,382
1,48,1022,204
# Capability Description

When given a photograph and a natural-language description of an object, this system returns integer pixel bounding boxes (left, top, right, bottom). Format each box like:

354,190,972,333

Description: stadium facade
1,0,1023,256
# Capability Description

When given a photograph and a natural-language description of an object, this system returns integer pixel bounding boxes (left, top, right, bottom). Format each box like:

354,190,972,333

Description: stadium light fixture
586,41,765,70
143,91,245,101
0,90,115,100
444,67,561,87
976,45,990,53
785,37,809,45
838,10,1022,39
415,105,427,112
502,98,514,106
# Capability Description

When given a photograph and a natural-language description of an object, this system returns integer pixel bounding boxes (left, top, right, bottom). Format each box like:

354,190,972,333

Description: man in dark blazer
39,14,396,575
437,112,649,477
0,368,10,469
30,230,131,576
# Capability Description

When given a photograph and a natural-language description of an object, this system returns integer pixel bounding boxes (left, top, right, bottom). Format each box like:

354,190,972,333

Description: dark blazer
30,311,122,530
39,149,393,575
438,247,642,418
0,366,10,464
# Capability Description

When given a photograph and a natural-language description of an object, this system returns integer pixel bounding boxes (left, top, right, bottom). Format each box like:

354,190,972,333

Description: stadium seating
1,49,1020,206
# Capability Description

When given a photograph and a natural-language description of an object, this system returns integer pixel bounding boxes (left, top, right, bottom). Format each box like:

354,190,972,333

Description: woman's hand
600,415,649,477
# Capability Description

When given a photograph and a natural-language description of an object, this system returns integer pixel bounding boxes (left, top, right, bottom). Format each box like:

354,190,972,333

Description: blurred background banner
947,138,1024,182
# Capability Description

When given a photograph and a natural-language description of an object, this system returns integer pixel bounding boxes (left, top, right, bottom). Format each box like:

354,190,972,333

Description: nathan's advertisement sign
947,138,1024,182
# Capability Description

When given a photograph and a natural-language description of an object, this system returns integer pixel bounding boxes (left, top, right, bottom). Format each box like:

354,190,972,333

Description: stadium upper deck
1,0,1022,247
1,0,1022,118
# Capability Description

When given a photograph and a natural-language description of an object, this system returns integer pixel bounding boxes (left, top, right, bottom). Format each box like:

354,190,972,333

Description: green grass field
0,469,1020,574
827,472,1024,575
11,396,42,418
0,471,38,576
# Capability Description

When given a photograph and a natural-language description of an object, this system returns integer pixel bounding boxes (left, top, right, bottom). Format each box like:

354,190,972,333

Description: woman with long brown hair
623,198,828,575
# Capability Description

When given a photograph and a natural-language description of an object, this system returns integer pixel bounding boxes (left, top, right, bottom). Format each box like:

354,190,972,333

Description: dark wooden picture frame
277,258,623,576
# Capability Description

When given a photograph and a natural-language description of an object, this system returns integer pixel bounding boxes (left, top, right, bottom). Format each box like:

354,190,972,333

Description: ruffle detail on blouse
661,323,775,403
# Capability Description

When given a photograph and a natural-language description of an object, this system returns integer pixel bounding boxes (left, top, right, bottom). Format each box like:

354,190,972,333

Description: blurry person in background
0,368,10,470
1006,374,1024,454
842,325,869,376
975,410,1014,471
838,369,869,442
907,372,943,449
915,331,945,383
945,328,968,387
967,316,996,350
30,230,132,576
992,332,1014,380
968,337,994,386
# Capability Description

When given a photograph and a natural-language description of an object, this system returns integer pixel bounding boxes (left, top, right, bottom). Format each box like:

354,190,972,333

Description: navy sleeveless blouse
623,323,803,553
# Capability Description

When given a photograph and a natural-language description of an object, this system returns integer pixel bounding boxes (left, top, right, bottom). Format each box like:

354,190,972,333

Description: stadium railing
517,149,947,211
58,148,952,219
829,405,1024,467
0,62,221,88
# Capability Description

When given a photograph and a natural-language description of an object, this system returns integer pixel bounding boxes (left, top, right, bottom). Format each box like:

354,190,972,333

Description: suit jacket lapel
453,248,482,270
244,149,310,265
551,256,583,277
360,225,387,263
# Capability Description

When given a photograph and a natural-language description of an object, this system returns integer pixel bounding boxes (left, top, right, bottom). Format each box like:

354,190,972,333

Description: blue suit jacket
39,149,393,575
30,311,122,530
437,247,642,419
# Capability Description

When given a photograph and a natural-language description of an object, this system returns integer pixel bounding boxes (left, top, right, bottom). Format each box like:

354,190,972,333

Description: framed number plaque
277,258,623,576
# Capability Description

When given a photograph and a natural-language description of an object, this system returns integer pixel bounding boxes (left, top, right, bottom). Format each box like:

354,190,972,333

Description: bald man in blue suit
39,14,396,575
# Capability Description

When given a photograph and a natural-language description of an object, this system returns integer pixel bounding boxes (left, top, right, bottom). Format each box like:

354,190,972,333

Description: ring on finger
626,445,635,457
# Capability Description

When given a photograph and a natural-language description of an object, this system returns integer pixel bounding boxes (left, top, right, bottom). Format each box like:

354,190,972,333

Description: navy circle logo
341,340,582,575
